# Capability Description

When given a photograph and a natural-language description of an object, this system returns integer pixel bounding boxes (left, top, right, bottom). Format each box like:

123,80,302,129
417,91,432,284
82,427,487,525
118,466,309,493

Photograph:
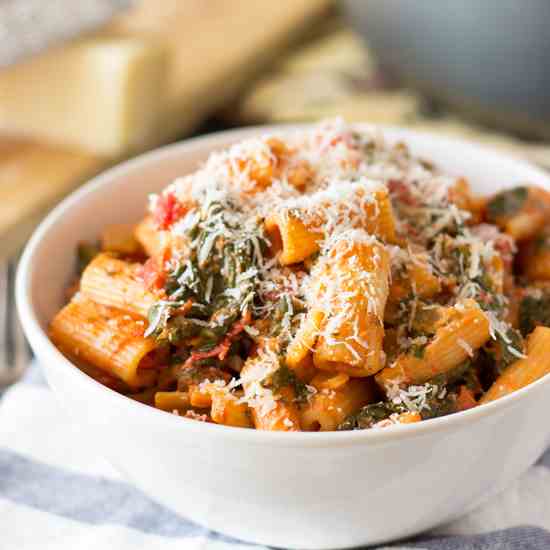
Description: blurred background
2,0,550,383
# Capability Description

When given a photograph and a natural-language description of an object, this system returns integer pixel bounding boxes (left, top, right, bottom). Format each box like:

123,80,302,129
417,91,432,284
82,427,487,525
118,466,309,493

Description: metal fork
0,257,31,388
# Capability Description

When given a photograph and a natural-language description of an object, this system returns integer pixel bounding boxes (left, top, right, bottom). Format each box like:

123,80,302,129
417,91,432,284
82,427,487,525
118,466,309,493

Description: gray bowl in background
343,0,550,138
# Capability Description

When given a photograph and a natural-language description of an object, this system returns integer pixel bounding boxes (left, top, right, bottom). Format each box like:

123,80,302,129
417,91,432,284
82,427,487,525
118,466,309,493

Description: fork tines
0,259,31,387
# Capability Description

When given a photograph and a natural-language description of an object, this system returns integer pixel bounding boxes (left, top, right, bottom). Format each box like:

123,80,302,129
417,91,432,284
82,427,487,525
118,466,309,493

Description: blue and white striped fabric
2,364,550,550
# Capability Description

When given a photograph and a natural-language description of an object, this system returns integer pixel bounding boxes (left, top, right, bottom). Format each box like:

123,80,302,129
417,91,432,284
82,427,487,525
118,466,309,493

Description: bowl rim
16,123,550,447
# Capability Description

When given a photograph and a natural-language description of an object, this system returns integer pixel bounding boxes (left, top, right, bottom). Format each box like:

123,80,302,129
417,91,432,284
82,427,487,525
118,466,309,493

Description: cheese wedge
0,36,167,156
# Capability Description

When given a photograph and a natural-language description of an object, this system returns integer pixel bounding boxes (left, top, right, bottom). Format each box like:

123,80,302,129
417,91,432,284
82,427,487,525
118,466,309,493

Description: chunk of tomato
153,192,185,230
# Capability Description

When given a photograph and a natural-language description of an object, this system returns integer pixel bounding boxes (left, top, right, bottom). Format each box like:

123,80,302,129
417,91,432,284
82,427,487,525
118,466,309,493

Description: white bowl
16,125,550,549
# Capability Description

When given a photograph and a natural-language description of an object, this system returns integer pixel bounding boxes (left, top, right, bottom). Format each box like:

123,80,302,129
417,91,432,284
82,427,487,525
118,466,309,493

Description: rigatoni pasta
50,293,156,388
300,375,375,431
376,299,490,389
264,183,397,266
80,253,157,318
486,186,550,241
310,234,390,377
134,215,164,258
49,119,550,431
480,327,550,403
240,347,302,431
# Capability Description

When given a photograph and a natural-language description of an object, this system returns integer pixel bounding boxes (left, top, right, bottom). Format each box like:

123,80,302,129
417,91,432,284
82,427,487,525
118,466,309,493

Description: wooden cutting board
0,139,108,259
0,0,330,259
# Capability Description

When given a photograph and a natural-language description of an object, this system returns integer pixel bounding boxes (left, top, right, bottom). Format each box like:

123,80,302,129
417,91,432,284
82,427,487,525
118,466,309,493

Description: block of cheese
0,36,167,156
109,0,332,144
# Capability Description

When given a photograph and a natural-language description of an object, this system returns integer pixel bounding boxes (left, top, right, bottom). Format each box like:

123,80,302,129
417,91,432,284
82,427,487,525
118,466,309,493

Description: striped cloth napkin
2,363,550,549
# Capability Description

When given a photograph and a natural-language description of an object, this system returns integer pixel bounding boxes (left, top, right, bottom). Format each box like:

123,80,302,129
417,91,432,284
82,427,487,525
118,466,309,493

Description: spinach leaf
267,364,310,404
486,187,528,220
337,402,403,430
77,242,100,274
519,293,550,336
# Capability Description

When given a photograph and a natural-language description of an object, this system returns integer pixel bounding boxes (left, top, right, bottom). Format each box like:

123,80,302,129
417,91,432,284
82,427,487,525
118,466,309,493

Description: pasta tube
447,178,484,225
300,375,375,431
264,211,322,265
526,249,550,281
285,309,325,371
135,215,164,258
101,223,140,256
154,391,191,413
49,293,156,388
481,326,550,403
376,299,490,389
311,232,390,377
386,251,441,324
80,253,156,318
523,232,550,281
240,349,301,431
188,383,252,428
265,182,396,265
486,186,550,241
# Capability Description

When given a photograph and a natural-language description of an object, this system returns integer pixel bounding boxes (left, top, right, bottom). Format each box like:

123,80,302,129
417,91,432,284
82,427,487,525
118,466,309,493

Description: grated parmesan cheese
128,118,534,431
